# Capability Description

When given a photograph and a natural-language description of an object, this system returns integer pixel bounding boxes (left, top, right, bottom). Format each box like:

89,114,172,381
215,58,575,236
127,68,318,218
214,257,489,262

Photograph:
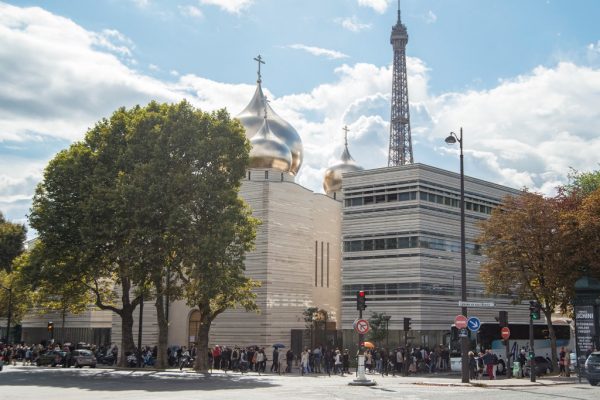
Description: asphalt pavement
0,365,597,400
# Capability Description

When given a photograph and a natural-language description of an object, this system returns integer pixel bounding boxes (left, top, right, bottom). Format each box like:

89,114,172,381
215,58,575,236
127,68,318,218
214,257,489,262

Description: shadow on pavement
0,367,278,392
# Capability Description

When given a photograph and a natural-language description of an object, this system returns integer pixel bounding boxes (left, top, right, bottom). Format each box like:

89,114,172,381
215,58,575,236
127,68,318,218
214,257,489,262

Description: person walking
559,347,566,376
334,349,343,376
482,350,495,380
300,348,309,375
271,347,279,373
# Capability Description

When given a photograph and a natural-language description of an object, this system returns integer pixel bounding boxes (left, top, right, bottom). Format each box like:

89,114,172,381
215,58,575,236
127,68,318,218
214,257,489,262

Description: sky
1,0,600,237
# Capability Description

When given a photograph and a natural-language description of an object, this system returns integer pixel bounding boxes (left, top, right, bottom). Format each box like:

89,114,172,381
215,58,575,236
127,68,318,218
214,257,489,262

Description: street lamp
383,315,391,348
445,127,469,383
1,285,12,344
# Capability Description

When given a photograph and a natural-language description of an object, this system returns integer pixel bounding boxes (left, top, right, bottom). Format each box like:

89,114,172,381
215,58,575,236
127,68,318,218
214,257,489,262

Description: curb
413,380,579,388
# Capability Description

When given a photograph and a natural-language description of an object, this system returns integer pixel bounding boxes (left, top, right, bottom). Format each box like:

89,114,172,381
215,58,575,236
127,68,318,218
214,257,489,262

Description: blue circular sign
467,317,481,332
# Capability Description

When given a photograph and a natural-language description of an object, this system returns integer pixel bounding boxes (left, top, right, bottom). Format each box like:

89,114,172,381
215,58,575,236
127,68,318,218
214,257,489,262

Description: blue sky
1,0,600,236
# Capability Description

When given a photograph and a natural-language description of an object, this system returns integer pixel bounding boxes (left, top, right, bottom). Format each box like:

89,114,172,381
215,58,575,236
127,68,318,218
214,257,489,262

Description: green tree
29,101,259,369
0,212,27,342
367,312,389,347
0,212,26,272
155,106,259,372
478,191,576,369
564,168,600,197
29,107,155,365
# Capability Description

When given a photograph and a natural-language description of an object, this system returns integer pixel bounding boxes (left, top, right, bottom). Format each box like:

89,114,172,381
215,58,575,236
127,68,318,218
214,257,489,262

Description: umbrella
363,341,375,349
272,343,286,348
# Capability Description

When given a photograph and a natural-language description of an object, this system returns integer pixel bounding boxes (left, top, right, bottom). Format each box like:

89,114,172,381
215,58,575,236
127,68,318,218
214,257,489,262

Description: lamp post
445,127,469,384
1,285,12,344
383,315,391,349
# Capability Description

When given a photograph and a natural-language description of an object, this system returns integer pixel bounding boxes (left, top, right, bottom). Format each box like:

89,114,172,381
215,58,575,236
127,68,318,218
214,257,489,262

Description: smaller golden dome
323,126,363,195
249,112,292,172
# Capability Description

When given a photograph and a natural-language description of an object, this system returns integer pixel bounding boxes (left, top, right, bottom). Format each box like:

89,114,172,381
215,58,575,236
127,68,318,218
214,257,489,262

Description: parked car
584,351,600,386
68,349,97,368
36,350,68,367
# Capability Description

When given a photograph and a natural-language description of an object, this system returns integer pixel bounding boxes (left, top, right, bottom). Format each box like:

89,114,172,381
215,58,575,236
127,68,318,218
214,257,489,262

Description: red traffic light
358,290,365,297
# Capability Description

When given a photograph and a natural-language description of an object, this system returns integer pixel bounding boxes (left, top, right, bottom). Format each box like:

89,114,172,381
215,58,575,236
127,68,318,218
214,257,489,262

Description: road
0,366,598,400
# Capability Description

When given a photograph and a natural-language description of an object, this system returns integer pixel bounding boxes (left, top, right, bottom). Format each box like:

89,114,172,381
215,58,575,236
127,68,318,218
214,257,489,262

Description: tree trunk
193,314,211,372
120,306,136,367
118,278,137,368
154,279,169,369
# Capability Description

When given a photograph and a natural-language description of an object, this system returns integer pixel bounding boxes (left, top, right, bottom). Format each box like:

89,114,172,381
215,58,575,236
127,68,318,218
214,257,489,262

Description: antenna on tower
388,0,413,166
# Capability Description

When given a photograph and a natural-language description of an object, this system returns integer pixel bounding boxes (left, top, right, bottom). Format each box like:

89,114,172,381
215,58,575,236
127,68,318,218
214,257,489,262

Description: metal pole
458,127,469,384
358,308,363,355
529,313,536,382
138,292,144,368
386,318,390,348
403,330,408,376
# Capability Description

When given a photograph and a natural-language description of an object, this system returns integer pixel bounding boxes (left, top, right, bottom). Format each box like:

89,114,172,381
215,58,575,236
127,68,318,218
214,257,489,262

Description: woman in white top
301,349,309,375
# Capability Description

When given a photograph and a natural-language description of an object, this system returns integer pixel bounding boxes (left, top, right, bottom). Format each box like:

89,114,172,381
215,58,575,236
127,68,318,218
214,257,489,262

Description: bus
449,322,573,373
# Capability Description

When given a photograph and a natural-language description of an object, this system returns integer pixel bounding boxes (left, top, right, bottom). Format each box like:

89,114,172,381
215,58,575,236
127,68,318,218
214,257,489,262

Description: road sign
501,327,510,340
459,328,468,337
458,301,495,308
454,315,468,329
467,317,481,332
355,319,370,335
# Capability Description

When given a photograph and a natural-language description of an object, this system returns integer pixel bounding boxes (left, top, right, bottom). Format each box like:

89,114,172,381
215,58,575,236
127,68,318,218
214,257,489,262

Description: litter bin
512,362,520,378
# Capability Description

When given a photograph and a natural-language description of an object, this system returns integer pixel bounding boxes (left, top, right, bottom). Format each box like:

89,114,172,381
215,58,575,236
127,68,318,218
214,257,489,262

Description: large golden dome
323,127,363,195
237,78,303,175
248,112,292,172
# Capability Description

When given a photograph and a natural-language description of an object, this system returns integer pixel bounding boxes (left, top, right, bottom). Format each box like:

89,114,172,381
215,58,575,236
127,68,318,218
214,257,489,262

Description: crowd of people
202,344,452,377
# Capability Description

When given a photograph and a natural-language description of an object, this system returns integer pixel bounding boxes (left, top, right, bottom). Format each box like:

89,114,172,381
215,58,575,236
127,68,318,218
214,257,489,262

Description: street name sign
458,301,495,308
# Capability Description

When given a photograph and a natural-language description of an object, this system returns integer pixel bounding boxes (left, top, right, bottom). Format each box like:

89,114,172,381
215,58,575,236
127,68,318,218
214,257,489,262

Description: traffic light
47,321,54,332
356,290,367,311
403,317,411,331
529,301,541,320
498,311,508,327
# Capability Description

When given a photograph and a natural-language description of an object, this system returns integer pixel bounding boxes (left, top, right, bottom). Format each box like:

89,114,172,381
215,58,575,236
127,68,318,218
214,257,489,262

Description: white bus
449,322,573,374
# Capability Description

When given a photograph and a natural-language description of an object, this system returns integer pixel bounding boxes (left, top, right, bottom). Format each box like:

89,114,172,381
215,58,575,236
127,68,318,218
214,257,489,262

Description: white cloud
199,0,253,14
425,10,437,24
178,5,203,18
424,62,600,193
335,16,371,32
357,0,391,14
131,0,150,8
286,44,349,60
92,29,134,57
2,0,600,231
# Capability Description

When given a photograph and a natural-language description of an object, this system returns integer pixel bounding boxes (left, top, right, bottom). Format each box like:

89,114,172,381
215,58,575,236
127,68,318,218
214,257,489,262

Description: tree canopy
28,100,257,368
0,212,26,272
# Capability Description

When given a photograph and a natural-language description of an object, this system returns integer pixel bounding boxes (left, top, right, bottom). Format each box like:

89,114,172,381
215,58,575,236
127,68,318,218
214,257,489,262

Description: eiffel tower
388,1,413,166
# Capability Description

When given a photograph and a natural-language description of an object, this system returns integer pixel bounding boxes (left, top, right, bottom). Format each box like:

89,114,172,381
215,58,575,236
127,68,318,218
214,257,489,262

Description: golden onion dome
237,79,303,175
249,112,292,172
323,126,363,195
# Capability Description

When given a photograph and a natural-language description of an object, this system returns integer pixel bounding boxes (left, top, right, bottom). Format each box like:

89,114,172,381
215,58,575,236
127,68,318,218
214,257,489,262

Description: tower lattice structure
388,4,413,166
